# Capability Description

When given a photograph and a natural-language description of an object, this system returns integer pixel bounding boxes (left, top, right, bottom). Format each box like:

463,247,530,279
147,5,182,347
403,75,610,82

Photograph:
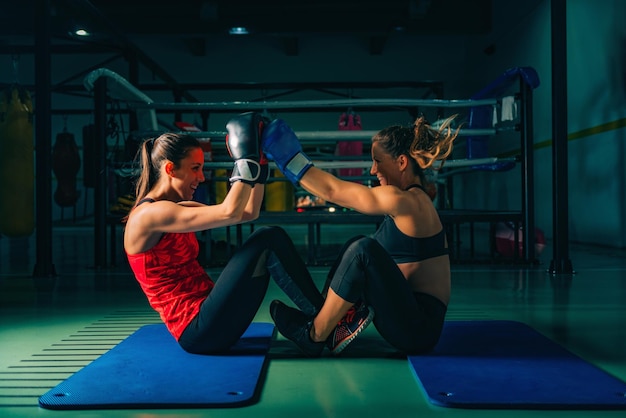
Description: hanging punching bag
52,130,81,207
82,124,96,188
336,110,363,183
0,85,34,237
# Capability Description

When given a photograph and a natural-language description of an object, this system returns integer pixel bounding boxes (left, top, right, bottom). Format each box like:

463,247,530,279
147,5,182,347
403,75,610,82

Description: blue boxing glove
261,119,313,185
226,112,269,185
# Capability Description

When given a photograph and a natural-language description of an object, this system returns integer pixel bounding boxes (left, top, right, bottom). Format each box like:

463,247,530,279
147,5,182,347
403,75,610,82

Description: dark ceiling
0,0,492,55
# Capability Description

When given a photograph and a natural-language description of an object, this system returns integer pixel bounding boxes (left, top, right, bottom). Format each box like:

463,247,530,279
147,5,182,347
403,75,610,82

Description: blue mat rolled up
39,322,275,410
408,320,626,410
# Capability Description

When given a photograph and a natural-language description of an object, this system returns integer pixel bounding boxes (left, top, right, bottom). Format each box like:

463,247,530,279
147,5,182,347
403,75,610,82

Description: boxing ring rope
85,68,536,266
112,157,515,172
179,128,500,143
132,97,498,111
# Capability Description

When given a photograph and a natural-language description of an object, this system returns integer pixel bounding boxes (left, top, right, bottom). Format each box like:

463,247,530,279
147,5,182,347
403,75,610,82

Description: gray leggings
324,235,447,354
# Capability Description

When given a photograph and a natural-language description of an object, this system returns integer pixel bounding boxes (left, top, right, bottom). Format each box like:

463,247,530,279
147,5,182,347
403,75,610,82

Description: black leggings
178,226,323,354
324,235,447,354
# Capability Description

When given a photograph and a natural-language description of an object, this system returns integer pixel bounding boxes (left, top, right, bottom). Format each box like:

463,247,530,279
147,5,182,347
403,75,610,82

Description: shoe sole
330,306,375,355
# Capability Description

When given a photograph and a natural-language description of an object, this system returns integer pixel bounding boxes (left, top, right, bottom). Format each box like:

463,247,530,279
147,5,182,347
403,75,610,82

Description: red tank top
126,231,214,340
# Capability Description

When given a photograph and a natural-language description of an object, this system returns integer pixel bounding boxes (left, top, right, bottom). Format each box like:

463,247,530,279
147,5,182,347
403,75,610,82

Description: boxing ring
84,68,538,266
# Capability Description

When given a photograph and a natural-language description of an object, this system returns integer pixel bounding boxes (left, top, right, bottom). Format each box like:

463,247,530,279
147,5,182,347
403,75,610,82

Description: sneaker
328,301,374,355
269,300,326,357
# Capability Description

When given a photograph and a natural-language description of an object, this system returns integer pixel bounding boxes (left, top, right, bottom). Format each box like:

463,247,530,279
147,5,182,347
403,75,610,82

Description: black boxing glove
225,112,269,185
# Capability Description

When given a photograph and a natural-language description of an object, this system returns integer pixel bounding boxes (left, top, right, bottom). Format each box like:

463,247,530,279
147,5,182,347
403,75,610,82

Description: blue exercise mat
39,322,275,410
409,320,626,410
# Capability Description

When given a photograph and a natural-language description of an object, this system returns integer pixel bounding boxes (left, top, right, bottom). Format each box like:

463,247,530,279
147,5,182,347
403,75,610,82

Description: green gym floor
1,224,625,418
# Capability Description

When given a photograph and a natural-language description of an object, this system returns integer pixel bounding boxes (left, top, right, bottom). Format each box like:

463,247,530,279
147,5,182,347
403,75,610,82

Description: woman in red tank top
124,113,324,354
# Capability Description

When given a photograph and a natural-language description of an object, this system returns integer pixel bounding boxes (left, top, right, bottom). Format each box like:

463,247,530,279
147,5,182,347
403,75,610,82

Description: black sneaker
327,300,374,355
269,300,325,357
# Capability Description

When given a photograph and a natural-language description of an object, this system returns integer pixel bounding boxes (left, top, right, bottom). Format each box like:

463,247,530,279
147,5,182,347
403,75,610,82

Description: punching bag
0,85,34,237
336,110,363,183
82,124,96,188
52,130,81,207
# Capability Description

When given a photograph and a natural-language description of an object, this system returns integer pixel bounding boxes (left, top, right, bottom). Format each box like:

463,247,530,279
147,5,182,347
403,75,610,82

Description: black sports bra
136,198,156,206
371,184,448,263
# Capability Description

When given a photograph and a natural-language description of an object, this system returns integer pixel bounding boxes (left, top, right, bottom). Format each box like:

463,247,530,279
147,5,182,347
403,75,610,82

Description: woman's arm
176,183,262,223
124,182,257,255
140,181,254,234
177,200,208,207
262,119,405,217
299,167,402,216
241,183,264,222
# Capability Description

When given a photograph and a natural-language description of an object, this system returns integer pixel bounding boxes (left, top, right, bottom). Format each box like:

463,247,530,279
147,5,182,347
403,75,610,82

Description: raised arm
225,111,270,221
262,119,401,216
298,166,400,216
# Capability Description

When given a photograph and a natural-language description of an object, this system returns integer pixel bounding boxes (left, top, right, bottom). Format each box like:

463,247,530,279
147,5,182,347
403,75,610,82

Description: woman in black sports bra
264,114,461,357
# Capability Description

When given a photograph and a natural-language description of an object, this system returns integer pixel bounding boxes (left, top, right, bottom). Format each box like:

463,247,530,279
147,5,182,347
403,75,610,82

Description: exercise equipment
39,322,275,410
82,124,97,188
494,221,546,258
466,66,539,170
52,128,81,207
85,68,538,264
0,85,34,237
336,109,363,182
408,320,626,409
262,118,313,185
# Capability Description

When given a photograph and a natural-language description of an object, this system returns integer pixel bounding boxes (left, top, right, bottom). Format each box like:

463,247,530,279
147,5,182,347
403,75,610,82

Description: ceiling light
229,26,249,35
